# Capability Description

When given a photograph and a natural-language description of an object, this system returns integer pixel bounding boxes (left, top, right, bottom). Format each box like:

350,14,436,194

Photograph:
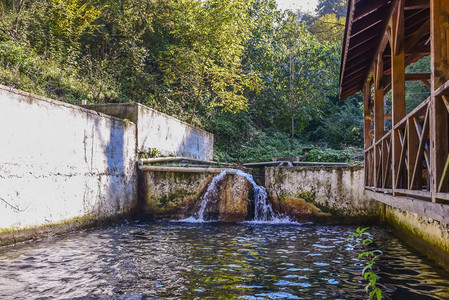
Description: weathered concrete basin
139,167,252,221
138,165,381,223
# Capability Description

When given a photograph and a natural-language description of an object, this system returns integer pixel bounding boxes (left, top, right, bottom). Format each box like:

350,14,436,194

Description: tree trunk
291,113,294,151
289,49,295,151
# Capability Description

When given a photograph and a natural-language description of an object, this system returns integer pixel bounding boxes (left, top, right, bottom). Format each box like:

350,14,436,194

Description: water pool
0,221,448,299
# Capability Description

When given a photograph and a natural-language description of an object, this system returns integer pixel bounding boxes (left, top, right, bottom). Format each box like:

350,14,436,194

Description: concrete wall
84,103,214,160
384,205,449,271
0,85,137,231
140,169,220,219
140,168,252,222
265,166,381,220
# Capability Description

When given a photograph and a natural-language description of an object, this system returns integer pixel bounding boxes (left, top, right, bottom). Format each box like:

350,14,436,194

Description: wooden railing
365,97,432,199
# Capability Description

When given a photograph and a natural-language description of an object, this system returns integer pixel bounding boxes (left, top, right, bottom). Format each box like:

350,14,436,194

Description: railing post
374,53,385,188
390,1,406,192
430,0,449,200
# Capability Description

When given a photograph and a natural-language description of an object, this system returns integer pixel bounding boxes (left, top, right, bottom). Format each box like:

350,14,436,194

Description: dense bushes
0,0,364,163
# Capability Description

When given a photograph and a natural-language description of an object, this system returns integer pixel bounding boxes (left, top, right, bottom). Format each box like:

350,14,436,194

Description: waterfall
196,170,228,221
183,169,292,223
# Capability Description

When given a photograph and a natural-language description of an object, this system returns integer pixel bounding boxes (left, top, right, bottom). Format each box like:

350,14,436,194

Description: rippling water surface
0,221,448,299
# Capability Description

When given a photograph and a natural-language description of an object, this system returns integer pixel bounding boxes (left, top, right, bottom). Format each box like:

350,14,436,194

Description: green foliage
209,112,304,162
303,148,351,162
0,0,364,162
346,227,383,300
139,148,161,159
309,13,346,44
306,95,364,148
405,56,430,113
315,0,347,18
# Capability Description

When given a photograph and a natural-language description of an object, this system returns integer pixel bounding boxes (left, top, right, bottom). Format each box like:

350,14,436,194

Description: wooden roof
339,0,430,100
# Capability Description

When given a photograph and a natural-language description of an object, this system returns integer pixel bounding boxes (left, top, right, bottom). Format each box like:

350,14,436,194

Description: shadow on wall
178,129,203,159
92,116,135,216
106,120,125,213
176,128,213,160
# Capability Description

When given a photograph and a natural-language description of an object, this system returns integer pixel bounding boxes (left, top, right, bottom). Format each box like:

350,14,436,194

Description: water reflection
0,222,448,299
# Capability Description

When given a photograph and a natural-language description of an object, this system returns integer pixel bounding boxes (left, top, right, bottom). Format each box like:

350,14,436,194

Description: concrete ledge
140,166,227,173
0,214,130,247
366,190,449,224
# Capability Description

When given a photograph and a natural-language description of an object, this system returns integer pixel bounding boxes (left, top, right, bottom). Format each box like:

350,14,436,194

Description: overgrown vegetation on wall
0,0,405,162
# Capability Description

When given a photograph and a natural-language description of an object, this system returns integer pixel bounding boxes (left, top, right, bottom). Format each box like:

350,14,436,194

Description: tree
276,12,340,150
153,0,261,125
310,13,345,44
315,0,347,18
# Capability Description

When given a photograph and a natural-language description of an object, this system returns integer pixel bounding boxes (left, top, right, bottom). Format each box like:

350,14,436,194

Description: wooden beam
390,2,406,192
394,0,405,56
374,58,385,141
382,138,392,188
405,53,427,67
434,80,449,97
438,155,449,192
407,118,420,189
363,82,372,149
339,0,356,93
408,44,430,55
374,56,384,188
364,190,449,225
405,18,430,54
430,0,449,199
404,0,430,10
395,128,407,189
406,73,430,81
353,0,387,22
384,82,392,95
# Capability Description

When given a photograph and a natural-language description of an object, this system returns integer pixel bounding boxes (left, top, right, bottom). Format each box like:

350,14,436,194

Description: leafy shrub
346,227,383,300
303,148,351,162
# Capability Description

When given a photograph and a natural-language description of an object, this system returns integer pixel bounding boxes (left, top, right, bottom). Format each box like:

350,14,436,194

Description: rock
218,174,251,222
279,197,330,222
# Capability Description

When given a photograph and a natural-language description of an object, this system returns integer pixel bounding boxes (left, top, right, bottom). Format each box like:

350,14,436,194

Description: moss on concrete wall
142,171,213,218
265,166,381,222
384,205,449,271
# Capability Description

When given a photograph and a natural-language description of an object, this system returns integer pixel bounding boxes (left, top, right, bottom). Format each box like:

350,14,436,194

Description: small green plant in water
346,227,383,300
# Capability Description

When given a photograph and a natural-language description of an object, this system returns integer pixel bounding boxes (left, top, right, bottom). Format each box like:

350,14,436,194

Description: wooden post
363,83,372,149
374,55,384,188
430,0,449,199
390,2,406,191
363,82,372,187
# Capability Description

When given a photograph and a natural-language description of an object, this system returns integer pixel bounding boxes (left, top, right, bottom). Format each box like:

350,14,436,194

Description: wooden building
340,0,449,221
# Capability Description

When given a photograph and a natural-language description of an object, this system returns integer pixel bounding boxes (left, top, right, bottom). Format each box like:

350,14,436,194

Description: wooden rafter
405,0,430,10
394,0,406,56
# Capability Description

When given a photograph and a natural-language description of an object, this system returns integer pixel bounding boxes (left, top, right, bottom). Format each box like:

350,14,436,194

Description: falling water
196,170,228,221
185,169,291,223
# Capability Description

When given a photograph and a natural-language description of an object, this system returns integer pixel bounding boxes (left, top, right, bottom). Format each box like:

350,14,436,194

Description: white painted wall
0,86,137,230
136,104,213,160
84,103,214,161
